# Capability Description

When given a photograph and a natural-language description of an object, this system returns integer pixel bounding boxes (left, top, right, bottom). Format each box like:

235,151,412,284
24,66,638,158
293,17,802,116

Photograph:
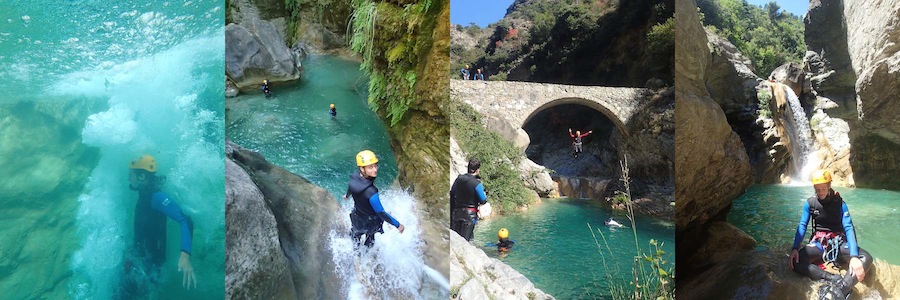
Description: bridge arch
521,97,628,136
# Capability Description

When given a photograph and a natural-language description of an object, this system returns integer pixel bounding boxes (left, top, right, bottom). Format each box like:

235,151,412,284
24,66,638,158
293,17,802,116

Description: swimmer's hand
178,252,198,289
398,224,406,234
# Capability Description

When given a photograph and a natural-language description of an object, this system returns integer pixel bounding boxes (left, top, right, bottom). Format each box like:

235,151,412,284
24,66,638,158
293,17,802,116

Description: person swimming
605,218,624,228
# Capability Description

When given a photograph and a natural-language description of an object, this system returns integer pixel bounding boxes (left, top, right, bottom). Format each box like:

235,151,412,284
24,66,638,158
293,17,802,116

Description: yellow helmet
811,169,832,185
330,103,335,109
263,79,268,84
356,150,379,167
498,228,509,239
129,155,157,173
576,130,581,135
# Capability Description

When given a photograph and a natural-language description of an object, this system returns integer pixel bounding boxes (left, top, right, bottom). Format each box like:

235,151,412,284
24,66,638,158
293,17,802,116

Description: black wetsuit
791,190,872,295
330,107,337,118
118,189,193,299
497,238,515,252
346,171,400,247
450,173,487,241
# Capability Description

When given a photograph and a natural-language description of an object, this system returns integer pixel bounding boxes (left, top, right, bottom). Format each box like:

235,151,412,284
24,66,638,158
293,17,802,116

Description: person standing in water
568,128,593,158
330,103,337,119
119,155,197,298
450,159,487,241
344,150,405,248
261,79,271,97
789,170,872,299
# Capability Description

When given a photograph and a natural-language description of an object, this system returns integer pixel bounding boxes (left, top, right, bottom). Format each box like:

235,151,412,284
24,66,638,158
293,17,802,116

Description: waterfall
327,189,450,299
774,84,815,181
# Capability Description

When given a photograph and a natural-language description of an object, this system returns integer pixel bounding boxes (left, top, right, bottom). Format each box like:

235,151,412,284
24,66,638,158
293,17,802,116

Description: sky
450,0,515,27
746,0,807,17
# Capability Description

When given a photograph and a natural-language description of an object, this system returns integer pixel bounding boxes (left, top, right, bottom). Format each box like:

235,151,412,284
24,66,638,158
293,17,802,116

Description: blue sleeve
369,193,400,228
475,183,487,204
841,203,859,257
792,201,811,250
152,193,194,255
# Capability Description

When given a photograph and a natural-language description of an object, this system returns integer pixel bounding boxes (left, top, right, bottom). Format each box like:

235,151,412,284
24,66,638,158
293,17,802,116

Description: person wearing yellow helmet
261,79,272,97
789,169,871,299
568,128,593,158
329,103,337,119
496,228,515,253
460,64,471,80
121,154,198,297
450,158,488,241
343,150,405,248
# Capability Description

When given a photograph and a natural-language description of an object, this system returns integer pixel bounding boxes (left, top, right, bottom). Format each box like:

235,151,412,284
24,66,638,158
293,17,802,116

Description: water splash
66,30,224,299
328,189,449,299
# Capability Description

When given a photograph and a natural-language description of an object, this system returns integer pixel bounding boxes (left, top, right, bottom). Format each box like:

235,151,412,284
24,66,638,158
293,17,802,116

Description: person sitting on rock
343,150,405,248
460,64,470,80
568,128,593,158
119,155,197,298
450,159,488,241
789,170,872,300
474,68,485,81
261,79,271,97
330,103,337,119
496,228,515,254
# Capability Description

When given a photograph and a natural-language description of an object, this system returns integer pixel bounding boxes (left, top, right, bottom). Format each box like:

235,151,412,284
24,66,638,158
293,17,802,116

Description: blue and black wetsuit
791,190,872,293
346,171,400,247
119,189,193,298
261,83,271,97
330,107,337,118
450,173,487,241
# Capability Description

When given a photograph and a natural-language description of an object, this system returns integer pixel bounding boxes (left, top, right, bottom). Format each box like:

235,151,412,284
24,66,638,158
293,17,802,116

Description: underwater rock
449,229,554,300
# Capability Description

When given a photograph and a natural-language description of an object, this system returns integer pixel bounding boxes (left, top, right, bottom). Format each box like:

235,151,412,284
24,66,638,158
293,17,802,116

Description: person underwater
118,155,197,298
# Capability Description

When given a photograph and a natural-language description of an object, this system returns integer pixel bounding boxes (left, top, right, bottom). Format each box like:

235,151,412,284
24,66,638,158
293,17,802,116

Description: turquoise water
227,55,446,298
226,55,398,198
729,184,900,265
0,1,225,299
473,198,675,299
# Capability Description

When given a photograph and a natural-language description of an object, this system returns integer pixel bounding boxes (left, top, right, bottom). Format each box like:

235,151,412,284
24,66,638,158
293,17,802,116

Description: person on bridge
568,128,593,158
460,64,471,80
450,159,488,241
473,68,485,81
343,150,405,248
788,170,872,300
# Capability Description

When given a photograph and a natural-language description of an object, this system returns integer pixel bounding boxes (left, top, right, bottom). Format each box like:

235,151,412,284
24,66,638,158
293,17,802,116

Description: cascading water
776,84,815,181
226,55,448,298
329,189,450,299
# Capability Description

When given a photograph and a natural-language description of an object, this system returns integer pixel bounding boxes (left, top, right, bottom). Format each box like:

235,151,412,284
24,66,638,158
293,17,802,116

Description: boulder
225,158,296,299
704,29,763,114
225,20,300,89
226,141,342,299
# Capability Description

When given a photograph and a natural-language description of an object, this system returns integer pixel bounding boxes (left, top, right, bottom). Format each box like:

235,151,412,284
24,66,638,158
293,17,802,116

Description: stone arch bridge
450,80,653,144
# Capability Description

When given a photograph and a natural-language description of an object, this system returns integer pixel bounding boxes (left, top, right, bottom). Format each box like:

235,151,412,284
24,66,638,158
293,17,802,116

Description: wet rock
226,141,342,299
518,158,556,197
449,229,554,300
225,158,295,299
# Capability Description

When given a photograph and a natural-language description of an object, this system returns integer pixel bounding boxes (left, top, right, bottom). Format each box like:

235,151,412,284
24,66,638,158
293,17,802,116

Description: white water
780,85,816,182
64,30,225,299
328,189,450,299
